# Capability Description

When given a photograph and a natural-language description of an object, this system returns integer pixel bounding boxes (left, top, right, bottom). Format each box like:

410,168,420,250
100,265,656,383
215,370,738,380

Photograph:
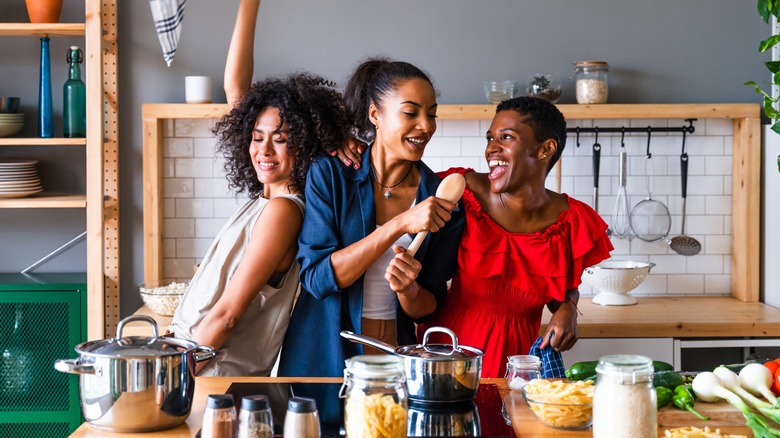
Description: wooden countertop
125,296,780,340
70,377,752,437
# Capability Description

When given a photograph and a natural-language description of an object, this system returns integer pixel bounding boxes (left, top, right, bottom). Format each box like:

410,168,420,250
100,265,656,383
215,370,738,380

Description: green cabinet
0,273,86,437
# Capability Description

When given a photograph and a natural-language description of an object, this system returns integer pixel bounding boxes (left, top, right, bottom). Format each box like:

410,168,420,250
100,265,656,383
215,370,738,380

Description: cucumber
653,361,675,372
565,361,598,381
653,370,684,389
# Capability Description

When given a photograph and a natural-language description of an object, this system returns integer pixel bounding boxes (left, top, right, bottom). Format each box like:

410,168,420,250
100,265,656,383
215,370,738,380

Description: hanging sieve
629,131,671,242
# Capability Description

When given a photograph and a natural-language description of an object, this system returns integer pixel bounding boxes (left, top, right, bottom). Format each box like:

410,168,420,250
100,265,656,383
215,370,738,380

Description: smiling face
249,107,294,195
369,77,437,162
485,109,556,193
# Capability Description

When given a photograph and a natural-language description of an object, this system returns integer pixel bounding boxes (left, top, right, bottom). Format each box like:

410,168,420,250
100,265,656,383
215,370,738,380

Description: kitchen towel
149,0,186,67
528,335,566,378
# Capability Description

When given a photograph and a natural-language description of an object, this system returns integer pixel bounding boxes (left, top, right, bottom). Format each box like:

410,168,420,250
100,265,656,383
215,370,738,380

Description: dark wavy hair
213,73,349,198
343,57,437,144
496,96,567,174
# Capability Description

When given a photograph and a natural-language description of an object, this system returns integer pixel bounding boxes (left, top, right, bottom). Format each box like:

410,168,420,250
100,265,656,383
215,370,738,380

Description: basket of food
138,281,188,316
522,379,594,430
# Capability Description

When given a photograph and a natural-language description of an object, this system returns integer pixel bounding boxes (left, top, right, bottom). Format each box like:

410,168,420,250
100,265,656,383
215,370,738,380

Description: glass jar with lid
504,355,542,390
592,355,657,438
238,395,273,438
202,394,237,438
340,355,408,438
573,60,610,104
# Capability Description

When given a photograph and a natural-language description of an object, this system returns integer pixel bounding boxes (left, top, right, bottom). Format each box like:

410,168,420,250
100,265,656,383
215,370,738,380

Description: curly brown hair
214,73,349,198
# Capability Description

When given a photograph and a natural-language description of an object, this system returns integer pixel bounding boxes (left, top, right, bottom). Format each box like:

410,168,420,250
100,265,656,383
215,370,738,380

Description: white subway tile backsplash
195,218,225,238
161,117,735,293
164,138,194,158
164,178,194,198
163,218,194,238
425,137,461,157
176,238,213,258
175,119,214,137
441,120,481,137
175,158,215,178
176,198,214,218
705,156,732,175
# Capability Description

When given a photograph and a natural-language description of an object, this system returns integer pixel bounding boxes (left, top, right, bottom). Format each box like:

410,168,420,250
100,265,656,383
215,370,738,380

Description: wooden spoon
406,173,466,257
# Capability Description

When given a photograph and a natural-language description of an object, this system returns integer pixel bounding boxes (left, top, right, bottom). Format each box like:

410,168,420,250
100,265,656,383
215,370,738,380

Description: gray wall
0,1,769,317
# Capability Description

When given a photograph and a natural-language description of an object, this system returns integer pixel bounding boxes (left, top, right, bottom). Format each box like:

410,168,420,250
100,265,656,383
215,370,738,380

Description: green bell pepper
656,386,674,409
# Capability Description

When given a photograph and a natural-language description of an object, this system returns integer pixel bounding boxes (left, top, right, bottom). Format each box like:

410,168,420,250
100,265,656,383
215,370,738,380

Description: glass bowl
526,74,562,103
138,281,188,316
484,80,521,104
522,383,593,430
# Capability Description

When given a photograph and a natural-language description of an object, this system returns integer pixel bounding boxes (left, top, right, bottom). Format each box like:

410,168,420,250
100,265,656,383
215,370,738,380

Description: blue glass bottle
63,46,86,138
38,37,53,138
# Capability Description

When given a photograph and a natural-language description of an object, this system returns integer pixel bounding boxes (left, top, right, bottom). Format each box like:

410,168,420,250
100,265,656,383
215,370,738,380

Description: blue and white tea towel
528,334,566,378
149,0,186,67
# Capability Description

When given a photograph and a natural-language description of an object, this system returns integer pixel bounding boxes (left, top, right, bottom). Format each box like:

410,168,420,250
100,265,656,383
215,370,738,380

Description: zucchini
565,361,598,381
653,370,684,389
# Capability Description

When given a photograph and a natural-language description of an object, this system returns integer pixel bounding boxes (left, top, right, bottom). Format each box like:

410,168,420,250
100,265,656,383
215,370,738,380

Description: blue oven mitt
528,334,566,378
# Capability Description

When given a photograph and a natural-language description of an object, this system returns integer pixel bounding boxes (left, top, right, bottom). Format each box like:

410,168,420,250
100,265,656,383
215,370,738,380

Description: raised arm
224,0,261,107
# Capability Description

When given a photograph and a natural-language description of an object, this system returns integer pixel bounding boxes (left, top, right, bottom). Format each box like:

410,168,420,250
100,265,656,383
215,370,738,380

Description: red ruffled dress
420,168,613,378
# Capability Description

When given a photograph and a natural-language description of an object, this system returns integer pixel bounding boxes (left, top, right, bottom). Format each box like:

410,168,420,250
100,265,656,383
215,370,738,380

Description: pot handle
116,315,159,339
422,326,460,354
54,358,96,375
193,345,216,363
340,331,397,355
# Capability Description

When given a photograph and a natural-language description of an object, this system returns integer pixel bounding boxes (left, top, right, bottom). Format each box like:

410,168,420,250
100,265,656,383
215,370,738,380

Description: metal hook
575,127,581,148
681,127,687,155
594,127,599,144
646,127,652,158
620,127,626,148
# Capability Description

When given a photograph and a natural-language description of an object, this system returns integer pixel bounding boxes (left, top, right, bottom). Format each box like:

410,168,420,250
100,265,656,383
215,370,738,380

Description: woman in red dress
421,97,613,378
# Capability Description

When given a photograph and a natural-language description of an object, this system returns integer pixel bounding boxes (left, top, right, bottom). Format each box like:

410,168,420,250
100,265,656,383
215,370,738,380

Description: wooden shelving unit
0,0,119,339
142,103,761,303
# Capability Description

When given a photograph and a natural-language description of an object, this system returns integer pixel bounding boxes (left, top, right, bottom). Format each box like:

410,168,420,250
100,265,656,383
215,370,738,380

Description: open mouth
257,161,279,170
405,136,428,150
488,159,509,179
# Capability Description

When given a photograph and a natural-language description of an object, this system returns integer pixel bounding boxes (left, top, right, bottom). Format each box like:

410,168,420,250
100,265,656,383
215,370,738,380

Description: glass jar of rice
340,355,407,438
592,354,657,438
574,60,610,104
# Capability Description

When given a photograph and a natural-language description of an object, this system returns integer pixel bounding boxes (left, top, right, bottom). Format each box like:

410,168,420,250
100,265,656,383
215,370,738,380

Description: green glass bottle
63,46,86,138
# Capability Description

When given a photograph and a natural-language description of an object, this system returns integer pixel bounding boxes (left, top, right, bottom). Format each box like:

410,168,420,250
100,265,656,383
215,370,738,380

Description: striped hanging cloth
149,0,186,67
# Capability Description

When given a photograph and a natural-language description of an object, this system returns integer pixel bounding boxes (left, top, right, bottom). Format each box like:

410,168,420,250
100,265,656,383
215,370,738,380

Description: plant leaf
772,0,780,18
771,121,780,136
760,0,771,23
759,35,780,53
766,61,780,74
745,81,773,99
765,96,780,119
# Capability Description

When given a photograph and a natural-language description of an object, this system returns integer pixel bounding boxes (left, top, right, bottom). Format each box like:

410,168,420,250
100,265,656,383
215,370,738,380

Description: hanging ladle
668,128,702,256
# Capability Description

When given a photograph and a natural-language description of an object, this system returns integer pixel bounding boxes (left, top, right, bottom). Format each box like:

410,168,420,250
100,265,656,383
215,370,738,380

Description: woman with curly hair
169,0,348,376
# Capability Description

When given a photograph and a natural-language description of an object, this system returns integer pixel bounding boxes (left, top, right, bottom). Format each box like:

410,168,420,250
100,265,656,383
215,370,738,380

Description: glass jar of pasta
340,355,408,438
592,355,657,438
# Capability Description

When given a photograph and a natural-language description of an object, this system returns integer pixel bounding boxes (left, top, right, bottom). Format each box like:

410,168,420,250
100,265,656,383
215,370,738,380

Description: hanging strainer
629,133,671,242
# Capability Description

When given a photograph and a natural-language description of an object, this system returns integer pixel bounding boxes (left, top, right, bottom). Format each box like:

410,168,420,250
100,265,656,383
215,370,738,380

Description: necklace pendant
384,189,391,199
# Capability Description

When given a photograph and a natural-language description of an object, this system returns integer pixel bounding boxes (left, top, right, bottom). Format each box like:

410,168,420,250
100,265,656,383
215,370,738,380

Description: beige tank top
169,194,304,376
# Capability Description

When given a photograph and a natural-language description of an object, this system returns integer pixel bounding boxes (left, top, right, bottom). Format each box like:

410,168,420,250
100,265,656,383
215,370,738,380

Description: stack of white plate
0,160,42,199
0,113,24,137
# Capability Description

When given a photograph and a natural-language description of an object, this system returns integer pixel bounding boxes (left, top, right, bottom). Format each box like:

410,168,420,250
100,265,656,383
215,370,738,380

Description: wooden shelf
0,23,85,36
0,138,86,146
0,193,86,208
141,103,760,121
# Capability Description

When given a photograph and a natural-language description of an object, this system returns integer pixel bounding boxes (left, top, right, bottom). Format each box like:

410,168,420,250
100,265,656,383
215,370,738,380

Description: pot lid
75,335,198,358
396,326,483,360
74,314,198,358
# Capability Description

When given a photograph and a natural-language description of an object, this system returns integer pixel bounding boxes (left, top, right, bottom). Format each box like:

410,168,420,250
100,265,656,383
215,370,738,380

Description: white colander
581,260,655,306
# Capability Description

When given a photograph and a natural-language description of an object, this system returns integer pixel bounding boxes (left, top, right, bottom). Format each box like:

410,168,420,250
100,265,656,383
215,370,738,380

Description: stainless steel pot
407,401,481,436
340,326,483,403
54,315,215,432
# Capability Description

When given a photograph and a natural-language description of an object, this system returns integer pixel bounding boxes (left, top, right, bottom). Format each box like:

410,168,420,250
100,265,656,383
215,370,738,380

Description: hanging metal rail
568,118,697,148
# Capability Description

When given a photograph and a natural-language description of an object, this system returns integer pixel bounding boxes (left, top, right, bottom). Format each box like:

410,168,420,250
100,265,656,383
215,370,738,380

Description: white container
185,75,213,104
592,355,656,438
283,397,320,438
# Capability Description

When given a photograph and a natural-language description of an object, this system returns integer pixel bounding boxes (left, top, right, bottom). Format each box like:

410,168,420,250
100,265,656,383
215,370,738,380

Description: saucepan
54,315,215,432
340,326,483,403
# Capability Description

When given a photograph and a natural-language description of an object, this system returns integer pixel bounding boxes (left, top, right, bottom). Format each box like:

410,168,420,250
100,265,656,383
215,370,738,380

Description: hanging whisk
611,131,633,239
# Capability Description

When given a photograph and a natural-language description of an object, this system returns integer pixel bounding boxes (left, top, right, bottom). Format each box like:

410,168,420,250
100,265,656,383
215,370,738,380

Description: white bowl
581,260,655,306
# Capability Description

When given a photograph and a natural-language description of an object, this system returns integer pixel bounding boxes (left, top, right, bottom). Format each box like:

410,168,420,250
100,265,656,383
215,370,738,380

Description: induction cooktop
214,382,516,437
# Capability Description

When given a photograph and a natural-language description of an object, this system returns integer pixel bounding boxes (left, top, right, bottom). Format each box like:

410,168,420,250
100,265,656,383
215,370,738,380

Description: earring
375,124,379,130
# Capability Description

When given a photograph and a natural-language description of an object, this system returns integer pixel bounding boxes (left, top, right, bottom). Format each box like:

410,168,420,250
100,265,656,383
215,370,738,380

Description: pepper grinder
283,397,320,438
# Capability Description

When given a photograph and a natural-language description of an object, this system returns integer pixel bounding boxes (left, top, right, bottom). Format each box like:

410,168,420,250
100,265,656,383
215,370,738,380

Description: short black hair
496,97,567,174
213,73,349,197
